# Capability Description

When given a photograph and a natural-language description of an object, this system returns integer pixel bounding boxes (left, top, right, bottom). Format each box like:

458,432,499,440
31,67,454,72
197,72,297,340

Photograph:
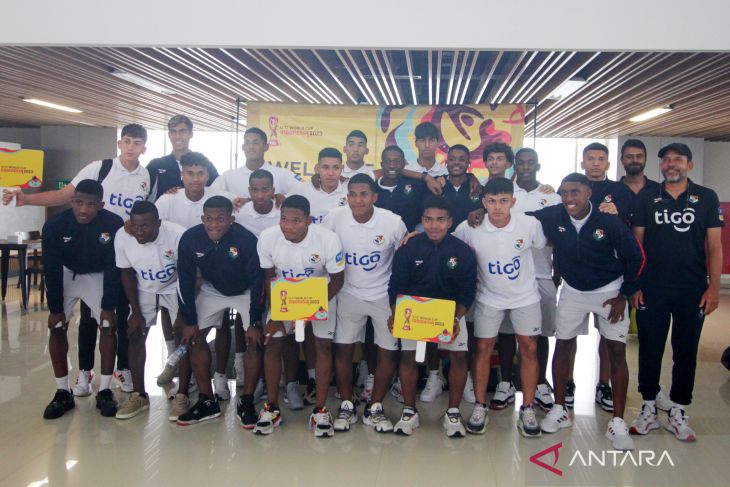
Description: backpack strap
97,159,114,182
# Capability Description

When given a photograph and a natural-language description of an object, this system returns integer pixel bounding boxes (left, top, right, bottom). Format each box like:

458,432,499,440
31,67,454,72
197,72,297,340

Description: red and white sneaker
665,406,696,442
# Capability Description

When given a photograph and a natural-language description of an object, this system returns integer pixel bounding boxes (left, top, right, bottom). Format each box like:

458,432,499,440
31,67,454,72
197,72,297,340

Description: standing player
256,195,345,436
629,143,723,441
322,174,407,432
342,130,375,179
531,173,644,450
454,178,546,437
440,144,483,231
289,148,348,224
175,196,264,425
375,146,428,232
41,180,123,419
114,202,185,419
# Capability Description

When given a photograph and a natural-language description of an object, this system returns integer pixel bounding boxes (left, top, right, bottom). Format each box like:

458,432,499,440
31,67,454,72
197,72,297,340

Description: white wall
704,141,730,202
617,136,704,185
2,0,730,51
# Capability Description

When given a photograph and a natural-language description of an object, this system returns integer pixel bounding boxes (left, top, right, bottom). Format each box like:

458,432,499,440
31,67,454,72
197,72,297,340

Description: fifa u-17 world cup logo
269,116,280,146
402,307,412,331
279,289,288,313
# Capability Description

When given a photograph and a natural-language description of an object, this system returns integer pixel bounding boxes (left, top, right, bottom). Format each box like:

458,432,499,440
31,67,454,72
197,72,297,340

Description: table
0,239,42,310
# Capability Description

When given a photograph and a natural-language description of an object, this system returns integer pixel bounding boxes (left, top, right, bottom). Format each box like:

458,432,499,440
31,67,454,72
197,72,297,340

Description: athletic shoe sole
541,419,573,433
533,399,553,412
253,417,281,435
629,422,660,435
489,396,515,410
176,411,222,426
466,423,487,435
664,424,696,442
518,420,542,438
314,428,334,438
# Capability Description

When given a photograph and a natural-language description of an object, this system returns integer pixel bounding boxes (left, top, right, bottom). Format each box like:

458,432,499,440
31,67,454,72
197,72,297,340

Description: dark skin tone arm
120,267,146,337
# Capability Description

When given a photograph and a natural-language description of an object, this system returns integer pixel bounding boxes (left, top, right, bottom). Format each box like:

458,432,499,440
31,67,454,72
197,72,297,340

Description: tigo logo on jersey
488,256,521,280
62,236,72,243
447,256,458,269
98,232,111,244
109,193,145,215
164,249,175,259
689,195,699,204
195,252,205,258
593,229,606,241
228,246,239,259
373,235,385,245
346,251,381,271
403,184,413,195
514,239,525,250
603,194,613,203
309,253,321,264
654,208,695,232
140,263,177,283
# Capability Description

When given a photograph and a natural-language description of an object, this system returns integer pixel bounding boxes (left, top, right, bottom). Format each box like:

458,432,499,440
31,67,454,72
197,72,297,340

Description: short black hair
381,145,405,160
621,139,647,157
318,147,343,162
583,142,609,156
281,194,310,216
515,147,538,160
448,144,470,158
561,172,591,187
346,130,368,144
180,151,212,169
244,127,268,144
414,122,439,141
74,179,104,200
483,142,514,164
168,115,193,131
130,200,159,219
121,123,147,143
348,173,377,193
421,195,453,218
203,195,233,214
250,168,273,185
482,177,514,197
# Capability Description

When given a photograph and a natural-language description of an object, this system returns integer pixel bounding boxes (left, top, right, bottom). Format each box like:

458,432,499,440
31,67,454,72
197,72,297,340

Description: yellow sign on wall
246,102,524,181
0,149,44,188
392,295,456,343
270,277,329,321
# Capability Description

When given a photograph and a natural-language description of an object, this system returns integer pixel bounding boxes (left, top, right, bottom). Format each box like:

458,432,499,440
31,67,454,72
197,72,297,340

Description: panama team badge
593,229,606,241
228,246,239,259
98,232,111,244
447,256,458,269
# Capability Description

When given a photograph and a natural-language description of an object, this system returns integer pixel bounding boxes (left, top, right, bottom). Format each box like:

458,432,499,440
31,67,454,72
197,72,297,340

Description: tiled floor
1,285,729,487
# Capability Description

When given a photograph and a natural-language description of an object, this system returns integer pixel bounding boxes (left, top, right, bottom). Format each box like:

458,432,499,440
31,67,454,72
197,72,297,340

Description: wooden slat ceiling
1,47,729,140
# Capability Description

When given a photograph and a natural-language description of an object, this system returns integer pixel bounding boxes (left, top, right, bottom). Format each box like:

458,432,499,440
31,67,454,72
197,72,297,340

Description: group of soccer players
2,114,722,452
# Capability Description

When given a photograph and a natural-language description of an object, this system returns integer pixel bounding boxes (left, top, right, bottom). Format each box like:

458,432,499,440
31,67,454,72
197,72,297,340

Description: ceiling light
547,77,587,100
22,98,82,113
629,105,674,122
110,69,176,95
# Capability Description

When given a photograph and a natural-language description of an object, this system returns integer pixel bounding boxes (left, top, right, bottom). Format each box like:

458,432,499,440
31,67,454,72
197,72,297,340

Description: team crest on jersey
157,168,167,174
62,236,72,243
164,249,175,259
140,181,148,192
689,195,699,204
514,239,525,250
539,198,548,207
446,256,458,269
603,194,613,203
195,252,205,258
373,235,385,245
593,228,606,241
338,197,347,206
403,184,413,195
654,197,663,203
558,225,566,232
228,246,239,259
309,253,322,264
98,232,111,244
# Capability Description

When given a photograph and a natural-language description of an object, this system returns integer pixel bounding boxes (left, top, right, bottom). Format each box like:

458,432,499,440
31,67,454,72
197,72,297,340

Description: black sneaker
96,389,118,417
177,394,221,425
303,378,317,406
595,383,614,412
565,381,576,409
237,395,257,429
43,389,75,419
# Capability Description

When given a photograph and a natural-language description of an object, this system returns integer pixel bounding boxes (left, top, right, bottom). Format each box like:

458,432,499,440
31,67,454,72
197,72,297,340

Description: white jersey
289,181,348,224
71,158,150,221
155,187,235,229
454,213,546,309
257,224,344,281
114,221,185,295
342,164,375,179
513,185,562,279
322,206,407,300
212,162,300,198
237,202,280,237
405,160,448,178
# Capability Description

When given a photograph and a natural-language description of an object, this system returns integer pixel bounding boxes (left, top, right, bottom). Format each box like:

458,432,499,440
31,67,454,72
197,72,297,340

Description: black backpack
97,158,155,190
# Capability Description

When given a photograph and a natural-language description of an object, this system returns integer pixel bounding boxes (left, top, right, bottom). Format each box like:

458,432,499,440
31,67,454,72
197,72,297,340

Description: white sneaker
518,405,542,438
115,369,133,393
285,381,304,410
359,373,375,402
540,404,573,433
595,383,614,412
390,377,404,403
72,370,94,397
606,417,635,450
466,403,489,434
214,374,231,401
333,400,357,432
629,403,661,435
234,355,245,388
420,373,446,403
309,407,334,437
355,361,369,388
534,383,554,411
363,402,393,433
490,381,516,410
462,373,475,404
665,406,697,441
655,388,673,412
394,406,420,435
442,408,466,438
253,404,281,435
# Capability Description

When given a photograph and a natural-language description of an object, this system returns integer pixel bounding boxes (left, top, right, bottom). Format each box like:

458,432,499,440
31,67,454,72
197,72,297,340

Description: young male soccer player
289,148,348,224
342,130,375,179
375,145,428,232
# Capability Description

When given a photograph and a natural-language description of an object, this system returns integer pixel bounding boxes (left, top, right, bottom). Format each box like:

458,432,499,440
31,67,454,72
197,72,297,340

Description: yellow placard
270,277,329,321
392,295,456,343
0,149,44,188
247,102,524,182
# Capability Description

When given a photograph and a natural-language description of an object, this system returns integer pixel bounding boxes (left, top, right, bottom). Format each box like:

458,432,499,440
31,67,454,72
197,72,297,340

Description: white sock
235,352,245,364
429,369,440,377
308,368,316,380
644,400,656,408
673,402,687,411
165,340,176,356
55,375,70,391
214,371,226,381
100,374,112,390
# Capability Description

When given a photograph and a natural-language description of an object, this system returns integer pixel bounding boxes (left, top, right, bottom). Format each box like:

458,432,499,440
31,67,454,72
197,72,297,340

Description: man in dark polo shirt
629,142,723,442
619,139,662,199
375,145,427,232
440,144,483,231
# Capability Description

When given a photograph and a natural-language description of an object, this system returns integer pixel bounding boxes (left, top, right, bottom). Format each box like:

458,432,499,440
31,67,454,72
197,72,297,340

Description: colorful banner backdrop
0,148,44,188
246,102,524,181
391,294,456,343
270,277,329,321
